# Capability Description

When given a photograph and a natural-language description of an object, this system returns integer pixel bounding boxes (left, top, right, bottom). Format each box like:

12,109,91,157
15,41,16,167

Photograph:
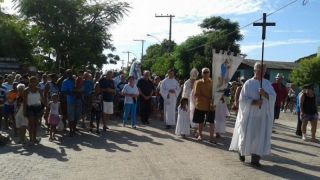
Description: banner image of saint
212,49,244,105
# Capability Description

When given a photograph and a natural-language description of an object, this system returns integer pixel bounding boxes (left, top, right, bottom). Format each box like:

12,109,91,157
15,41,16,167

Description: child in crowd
48,94,61,142
15,84,28,144
175,98,190,138
0,76,6,129
90,84,102,134
4,82,18,134
215,95,230,138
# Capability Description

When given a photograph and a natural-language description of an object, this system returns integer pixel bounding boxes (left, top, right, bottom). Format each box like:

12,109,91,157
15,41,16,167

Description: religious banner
212,49,244,105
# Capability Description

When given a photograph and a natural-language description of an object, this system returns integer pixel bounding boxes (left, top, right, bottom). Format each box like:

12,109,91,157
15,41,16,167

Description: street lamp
133,39,145,62
146,34,161,44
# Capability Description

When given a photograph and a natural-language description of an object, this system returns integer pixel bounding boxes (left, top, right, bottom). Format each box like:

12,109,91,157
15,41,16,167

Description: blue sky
1,0,320,70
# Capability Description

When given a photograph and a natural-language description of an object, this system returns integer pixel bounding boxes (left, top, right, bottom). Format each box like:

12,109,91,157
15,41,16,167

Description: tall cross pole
253,13,275,107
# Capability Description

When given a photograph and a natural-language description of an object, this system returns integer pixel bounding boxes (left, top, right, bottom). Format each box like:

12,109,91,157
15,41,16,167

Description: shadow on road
0,143,68,162
258,165,320,180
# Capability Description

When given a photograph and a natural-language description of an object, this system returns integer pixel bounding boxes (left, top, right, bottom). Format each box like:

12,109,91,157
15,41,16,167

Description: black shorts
193,109,215,124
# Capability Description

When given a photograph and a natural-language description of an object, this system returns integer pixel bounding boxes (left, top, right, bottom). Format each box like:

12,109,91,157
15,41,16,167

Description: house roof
242,59,298,70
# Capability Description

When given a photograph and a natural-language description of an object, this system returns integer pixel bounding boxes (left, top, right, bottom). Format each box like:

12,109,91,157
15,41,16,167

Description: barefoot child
175,98,190,138
48,94,61,142
215,95,230,138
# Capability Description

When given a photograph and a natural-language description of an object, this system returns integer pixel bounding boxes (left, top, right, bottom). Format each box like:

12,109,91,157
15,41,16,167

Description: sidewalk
0,112,319,180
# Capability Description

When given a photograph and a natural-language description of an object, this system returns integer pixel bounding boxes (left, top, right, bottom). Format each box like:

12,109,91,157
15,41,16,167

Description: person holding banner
160,69,181,129
229,62,276,167
192,68,216,143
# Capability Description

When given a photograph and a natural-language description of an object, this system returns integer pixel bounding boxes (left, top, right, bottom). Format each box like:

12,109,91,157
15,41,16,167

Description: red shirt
272,83,288,107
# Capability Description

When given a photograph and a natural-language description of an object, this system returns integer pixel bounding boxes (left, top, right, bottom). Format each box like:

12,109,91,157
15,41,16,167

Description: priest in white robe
229,62,276,167
160,69,181,129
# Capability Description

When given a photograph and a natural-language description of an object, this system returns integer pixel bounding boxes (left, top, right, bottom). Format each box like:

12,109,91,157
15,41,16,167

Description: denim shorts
302,114,318,121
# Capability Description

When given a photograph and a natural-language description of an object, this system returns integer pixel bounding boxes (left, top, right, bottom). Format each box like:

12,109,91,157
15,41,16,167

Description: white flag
212,49,243,105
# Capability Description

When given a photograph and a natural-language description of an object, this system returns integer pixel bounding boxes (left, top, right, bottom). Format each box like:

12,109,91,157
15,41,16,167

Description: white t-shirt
122,84,139,104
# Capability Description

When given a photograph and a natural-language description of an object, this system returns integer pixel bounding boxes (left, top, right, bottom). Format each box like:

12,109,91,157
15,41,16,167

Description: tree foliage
141,16,243,79
290,56,320,86
14,0,129,71
175,16,242,79
0,12,33,61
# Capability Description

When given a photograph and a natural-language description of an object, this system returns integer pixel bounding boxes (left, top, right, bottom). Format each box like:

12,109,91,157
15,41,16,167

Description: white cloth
122,84,139,104
229,78,276,156
27,91,41,106
215,100,229,133
103,101,114,114
160,78,181,125
15,106,28,128
49,102,60,115
175,106,190,135
182,79,197,128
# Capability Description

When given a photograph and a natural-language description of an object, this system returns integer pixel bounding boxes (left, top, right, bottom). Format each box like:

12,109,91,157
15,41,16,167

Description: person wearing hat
272,73,288,126
182,68,199,132
299,84,318,142
229,62,276,167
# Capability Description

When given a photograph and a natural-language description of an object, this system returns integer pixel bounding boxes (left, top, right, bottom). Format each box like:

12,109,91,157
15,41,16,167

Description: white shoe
302,134,307,141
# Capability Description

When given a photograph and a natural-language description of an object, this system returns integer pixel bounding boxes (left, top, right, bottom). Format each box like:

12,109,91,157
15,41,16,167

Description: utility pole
122,51,131,68
133,39,145,62
155,14,175,52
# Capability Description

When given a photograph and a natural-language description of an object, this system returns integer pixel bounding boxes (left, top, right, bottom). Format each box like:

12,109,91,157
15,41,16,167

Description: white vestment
175,106,190,135
215,100,230,133
160,78,181,125
229,78,276,156
182,79,197,128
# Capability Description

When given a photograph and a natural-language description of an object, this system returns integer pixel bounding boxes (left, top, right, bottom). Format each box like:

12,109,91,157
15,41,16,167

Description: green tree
141,39,176,71
15,0,129,70
174,16,242,79
0,12,33,61
290,56,320,86
151,54,177,77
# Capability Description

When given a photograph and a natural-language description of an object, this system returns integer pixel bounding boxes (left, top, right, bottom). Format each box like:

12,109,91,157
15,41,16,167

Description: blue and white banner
212,49,244,105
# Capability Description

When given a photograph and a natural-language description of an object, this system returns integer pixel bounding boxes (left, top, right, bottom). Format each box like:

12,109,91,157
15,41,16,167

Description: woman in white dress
175,98,190,138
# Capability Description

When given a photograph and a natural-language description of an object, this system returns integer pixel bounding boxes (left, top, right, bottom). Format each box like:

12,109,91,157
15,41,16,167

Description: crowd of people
0,62,318,167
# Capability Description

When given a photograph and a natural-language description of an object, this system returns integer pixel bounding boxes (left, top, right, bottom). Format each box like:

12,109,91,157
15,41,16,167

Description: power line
186,0,304,52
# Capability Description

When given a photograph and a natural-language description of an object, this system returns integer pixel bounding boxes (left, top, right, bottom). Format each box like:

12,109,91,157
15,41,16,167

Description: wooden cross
253,13,276,108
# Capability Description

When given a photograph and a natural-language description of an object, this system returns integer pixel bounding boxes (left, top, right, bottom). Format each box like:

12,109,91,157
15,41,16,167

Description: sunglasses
203,71,210,74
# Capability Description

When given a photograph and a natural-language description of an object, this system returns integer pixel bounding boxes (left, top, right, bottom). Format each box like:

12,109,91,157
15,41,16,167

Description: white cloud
241,38,320,54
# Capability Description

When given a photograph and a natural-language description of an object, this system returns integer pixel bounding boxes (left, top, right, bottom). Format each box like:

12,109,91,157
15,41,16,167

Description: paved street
0,112,320,180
